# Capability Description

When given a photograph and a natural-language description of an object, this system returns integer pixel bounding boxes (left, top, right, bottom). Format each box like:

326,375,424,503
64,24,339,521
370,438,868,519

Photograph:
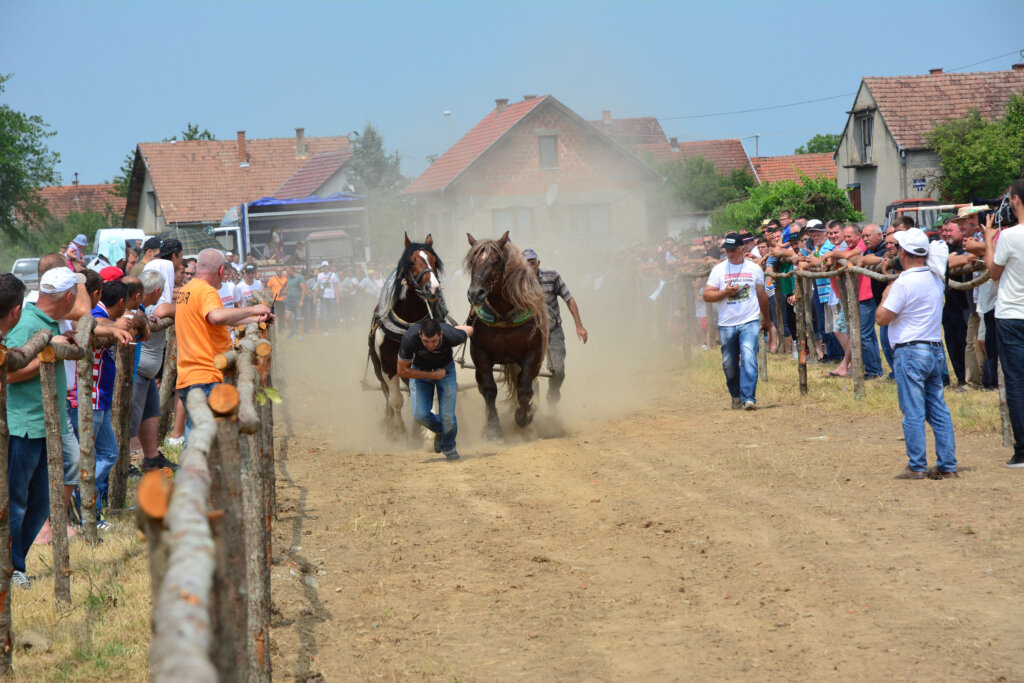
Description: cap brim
75,273,86,284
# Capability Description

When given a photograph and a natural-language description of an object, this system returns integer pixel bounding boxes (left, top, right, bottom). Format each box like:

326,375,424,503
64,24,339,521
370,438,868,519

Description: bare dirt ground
267,328,1024,682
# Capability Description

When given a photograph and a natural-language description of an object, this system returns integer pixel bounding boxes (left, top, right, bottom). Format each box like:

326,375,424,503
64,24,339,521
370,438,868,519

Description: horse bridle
406,255,441,306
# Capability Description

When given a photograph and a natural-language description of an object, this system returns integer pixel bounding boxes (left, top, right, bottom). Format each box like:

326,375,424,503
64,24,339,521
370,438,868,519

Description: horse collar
473,301,533,328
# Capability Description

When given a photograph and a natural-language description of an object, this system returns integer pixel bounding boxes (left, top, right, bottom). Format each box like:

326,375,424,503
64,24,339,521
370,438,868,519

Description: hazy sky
3,0,1023,185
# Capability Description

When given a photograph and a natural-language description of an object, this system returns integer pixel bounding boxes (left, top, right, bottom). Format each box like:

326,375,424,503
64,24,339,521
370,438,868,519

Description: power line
946,49,1023,73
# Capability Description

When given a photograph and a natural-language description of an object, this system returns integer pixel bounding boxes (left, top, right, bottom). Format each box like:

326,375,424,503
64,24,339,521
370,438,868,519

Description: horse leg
475,363,502,441
514,361,538,428
384,373,407,439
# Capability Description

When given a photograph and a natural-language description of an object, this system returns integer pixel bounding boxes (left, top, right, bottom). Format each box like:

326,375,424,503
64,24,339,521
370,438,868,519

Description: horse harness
470,300,534,328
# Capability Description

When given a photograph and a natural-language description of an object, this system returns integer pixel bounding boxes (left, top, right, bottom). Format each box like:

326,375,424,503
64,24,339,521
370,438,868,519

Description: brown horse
464,231,549,439
368,233,445,438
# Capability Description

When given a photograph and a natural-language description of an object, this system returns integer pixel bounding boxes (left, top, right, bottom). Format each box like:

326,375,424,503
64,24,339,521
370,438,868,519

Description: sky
3,0,1023,186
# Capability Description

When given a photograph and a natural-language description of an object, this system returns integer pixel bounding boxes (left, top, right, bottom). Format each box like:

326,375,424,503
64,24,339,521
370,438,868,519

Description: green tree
345,123,414,254
110,123,216,197
794,133,841,155
0,73,61,239
926,92,1024,201
656,155,756,213
709,173,863,235
0,207,119,272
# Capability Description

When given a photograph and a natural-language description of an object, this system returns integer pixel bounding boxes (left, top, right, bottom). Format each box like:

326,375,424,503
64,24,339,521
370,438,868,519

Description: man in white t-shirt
703,232,770,410
235,264,263,306
984,177,1024,468
877,228,956,480
142,238,183,305
316,261,340,336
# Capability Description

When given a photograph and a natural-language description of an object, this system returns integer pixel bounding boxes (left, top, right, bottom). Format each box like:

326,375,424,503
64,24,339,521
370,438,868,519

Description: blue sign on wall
913,177,926,191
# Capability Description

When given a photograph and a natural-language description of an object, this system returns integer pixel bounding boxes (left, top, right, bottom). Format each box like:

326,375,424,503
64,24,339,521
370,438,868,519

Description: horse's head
465,231,509,306
402,232,442,303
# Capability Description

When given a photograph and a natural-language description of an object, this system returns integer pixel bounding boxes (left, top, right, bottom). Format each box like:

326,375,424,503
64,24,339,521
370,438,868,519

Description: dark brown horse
464,231,549,439
369,233,445,438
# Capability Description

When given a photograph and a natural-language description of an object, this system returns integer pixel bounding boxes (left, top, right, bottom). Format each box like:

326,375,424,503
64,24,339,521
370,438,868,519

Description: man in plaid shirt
523,249,588,405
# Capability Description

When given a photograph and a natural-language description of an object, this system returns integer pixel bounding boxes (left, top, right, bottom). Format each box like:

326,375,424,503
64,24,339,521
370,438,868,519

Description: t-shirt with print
218,282,237,308
175,278,232,389
881,267,944,345
994,225,1024,320
5,303,69,438
706,259,765,328
398,323,468,371
235,280,263,307
317,271,339,299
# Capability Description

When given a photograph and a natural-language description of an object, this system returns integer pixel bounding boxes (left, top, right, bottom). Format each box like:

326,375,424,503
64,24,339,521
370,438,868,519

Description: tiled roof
863,69,1024,149
589,115,667,146
274,150,352,199
37,184,125,221
632,139,755,176
750,153,836,183
402,97,549,194
138,135,351,224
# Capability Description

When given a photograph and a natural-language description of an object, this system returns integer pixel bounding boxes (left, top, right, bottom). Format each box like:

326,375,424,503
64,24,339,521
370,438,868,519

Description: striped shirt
537,268,572,329
69,302,117,411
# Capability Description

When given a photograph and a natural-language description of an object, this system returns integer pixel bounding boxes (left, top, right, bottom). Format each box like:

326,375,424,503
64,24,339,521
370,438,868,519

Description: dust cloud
273,239,676,456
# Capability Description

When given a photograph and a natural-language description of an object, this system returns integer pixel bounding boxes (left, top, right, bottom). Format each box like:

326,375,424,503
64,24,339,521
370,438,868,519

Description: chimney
237,131,247,165
495,98,509,113
1013,64,1024,72
72,172,79,187
670,137,678,151
295,127,306,157
929,68,943,75
523,94,537,101
602,110,612,122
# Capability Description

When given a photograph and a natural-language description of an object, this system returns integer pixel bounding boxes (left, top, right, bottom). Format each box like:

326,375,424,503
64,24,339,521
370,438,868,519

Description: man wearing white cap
876,228,956,480
316,261,340,336
5,267,83,587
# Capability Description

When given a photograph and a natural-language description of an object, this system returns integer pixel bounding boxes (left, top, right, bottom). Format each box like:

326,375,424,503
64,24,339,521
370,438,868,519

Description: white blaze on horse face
419,250,440,293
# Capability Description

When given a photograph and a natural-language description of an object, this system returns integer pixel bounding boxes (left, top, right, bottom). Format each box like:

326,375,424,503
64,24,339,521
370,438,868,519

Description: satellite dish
546,184,558,206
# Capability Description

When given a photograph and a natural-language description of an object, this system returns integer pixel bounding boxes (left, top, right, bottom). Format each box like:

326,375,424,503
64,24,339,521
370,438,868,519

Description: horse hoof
484,426,503,441
514,407,535,428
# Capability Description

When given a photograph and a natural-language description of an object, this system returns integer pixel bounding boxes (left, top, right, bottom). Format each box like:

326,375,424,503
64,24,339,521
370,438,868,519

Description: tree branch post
108,343,134,511
157,328,177,445
845,270,865,399
38,352,72,605
793,276,808,396
74,315,100,544
0,360,13,675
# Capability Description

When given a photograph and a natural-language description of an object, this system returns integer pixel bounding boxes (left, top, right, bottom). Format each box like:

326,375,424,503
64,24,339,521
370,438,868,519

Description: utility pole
755,134,760,157
444,110,452,147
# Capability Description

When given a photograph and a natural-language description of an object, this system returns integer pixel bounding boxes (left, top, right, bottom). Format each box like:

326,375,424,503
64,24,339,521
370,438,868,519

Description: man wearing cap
877,228,956,479
235,263,263,306
143,238,183,306
130,237,162,277
703,232,771,410
523,249,588,405
316,261,340,336
4,267,84,586
66,234,89,269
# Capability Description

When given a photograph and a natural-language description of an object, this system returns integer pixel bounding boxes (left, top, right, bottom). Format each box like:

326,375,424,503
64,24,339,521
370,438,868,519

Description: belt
893,340,942,350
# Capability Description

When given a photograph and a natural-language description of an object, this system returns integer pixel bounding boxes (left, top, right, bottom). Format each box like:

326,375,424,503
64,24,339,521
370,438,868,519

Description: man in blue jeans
877,228,956,479
703,232,771,410
397,318,474,459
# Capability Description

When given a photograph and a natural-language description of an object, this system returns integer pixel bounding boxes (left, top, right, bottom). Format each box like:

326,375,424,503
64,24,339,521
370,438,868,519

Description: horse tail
501,363,522,405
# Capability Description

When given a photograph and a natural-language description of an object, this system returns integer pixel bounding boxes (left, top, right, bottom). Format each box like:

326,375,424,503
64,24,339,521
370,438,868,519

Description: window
147,190,161,218
570,204,610,236
856,114,873,163
539,135,558,169
492,207,533,240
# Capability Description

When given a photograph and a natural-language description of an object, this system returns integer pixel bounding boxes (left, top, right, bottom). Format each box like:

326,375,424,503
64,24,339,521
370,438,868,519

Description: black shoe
128,465,143,479
434,434,442,454
444,450,460,461
142,452,179,472
1006,454,1024,469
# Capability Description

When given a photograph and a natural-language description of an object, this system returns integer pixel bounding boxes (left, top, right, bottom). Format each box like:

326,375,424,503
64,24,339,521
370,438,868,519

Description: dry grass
682,348,1003,434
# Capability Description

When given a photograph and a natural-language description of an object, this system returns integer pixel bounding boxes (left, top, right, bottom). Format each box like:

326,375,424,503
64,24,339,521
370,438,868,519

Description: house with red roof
632,138,756,177
402,96,663,252
37,181,126,222
589,111,667,146
750,153,835,184
835,64,1024,223
122,128,352,234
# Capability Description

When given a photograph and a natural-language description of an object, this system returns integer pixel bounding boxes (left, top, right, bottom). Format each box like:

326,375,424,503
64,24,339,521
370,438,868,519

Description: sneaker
128,465,143,479
97,520,115,531
444,450,461,461
731,397,742,410
11,570,31,589
164,435,184,447
142,452,179,472
743,401,756,411
1006,454,1024,468
433,433,442,454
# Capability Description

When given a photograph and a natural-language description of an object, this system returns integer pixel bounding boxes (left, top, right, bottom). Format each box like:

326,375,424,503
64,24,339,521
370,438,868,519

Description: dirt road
268,332,1024,681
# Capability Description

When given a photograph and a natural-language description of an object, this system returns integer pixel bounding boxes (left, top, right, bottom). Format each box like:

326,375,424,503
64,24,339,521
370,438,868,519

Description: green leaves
654,154,756,213
255,387,283,406
709,173,863,235
927,91,1024,201
794,133,841,155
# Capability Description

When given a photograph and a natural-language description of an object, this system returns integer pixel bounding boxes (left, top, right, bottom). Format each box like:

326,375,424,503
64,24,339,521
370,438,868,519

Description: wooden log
679,277,692,361
149,317,174,333
75,316,100,544
773,281,786,355
40,342,87,362
802,277,817,365
207,384,251,682
792,277,808,396
705,300,718,347
38,358,72,605
3,330,53,371
213,350,237,373
136,470,173,615
108,343,134,511
998,361,1012,448
255,342,276,523
157,328,177,446
845,271,865,399
235,340,261,435
0,364,13,674
150,389,218,683
240,431,270,682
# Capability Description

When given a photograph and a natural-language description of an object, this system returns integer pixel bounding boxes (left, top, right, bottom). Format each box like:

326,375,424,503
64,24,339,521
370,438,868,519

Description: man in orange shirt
176,249,274,439
267,266,288,306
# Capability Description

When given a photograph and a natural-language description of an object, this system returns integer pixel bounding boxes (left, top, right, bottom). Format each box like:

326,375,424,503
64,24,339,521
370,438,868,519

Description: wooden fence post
207,383,250,681
38,349,72,605
108,343,134,511
845,271,865,399
255,329,276,522
802,278,817,365
793,277,808,396
705,301,718,347
998,362,1012,447
157,328,177,446
74,316,100,544
773,283,786,355
136,469,171,624
679,277,692,361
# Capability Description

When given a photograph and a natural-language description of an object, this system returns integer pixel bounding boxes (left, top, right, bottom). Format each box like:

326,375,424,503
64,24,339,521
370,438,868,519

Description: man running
522,248,588,405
